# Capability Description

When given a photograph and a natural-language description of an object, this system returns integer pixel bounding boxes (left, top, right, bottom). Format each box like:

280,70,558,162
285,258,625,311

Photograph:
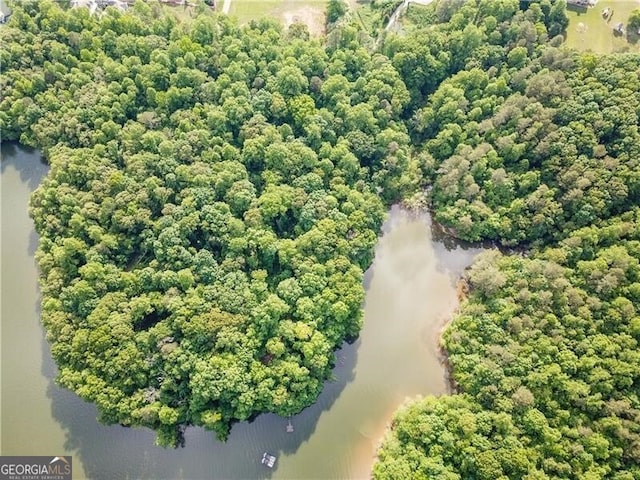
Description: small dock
261,452,276,468
286,419,294,433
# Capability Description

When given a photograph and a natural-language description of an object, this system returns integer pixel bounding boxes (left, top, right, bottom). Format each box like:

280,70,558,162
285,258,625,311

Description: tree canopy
376,213,640,479
2,1,640,475
372,1,640,478
1,0,414,447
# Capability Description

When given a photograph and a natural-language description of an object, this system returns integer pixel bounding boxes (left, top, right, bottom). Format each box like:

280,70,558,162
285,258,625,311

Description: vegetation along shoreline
1,0,640,478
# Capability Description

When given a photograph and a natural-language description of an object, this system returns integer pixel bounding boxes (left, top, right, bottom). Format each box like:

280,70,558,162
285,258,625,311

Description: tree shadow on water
6,140,359,479
43,337,358,480
1,142,49,192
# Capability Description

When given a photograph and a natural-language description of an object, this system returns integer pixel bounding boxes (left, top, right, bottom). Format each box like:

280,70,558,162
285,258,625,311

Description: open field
347,0,378,33
400,2,435,30
226,0,327,35
565,0,640,53
104,1,204,23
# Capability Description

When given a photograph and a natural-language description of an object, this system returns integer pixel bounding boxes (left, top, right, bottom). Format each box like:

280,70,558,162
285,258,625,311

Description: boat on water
261,452,276,468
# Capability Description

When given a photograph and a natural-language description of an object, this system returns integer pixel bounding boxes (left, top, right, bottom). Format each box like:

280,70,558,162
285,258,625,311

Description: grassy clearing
220,0,380,38
565,0,640,54
347,0,377,32
161,4,200,23
118,1,204,23
399,2,435,30
226,0,328,35
227,0,282,21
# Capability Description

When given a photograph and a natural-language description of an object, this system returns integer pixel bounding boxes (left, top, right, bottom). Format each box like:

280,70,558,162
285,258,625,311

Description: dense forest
373,1,640,479
375,215,640,478
1,0,417,446
1,0,639,477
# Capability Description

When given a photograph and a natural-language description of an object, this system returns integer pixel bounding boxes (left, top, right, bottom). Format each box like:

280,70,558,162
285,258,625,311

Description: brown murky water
1,143,485,479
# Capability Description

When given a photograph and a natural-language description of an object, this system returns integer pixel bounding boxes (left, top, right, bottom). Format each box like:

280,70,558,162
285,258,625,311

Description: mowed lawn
226,0,328,35
565,0,640,53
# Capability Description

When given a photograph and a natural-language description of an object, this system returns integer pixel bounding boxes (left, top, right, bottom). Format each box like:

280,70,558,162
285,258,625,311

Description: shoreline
436,278,469,395
368,226,476,473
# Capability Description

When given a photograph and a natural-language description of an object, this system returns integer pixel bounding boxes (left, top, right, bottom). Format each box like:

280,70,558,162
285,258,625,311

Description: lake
1,142,485,479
